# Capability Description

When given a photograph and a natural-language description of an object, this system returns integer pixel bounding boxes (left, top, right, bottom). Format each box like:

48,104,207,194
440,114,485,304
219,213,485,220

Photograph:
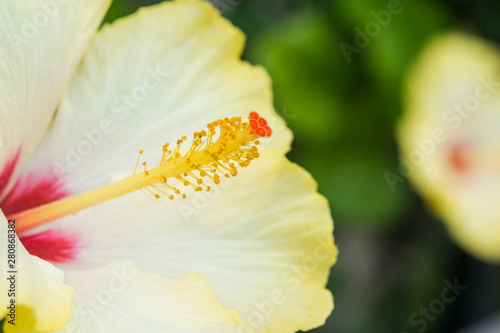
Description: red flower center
0,152,79,263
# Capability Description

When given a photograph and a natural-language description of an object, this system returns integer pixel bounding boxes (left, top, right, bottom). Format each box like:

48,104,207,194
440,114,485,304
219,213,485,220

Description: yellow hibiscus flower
398,31,500,263
0,0,337,332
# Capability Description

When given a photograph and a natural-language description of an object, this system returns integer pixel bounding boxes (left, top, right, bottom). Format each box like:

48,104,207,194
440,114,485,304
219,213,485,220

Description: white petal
38,148,336,332
398,32,500,262
15,0,292,197
55,261,240,333
0,212,73,332
0,0,111,200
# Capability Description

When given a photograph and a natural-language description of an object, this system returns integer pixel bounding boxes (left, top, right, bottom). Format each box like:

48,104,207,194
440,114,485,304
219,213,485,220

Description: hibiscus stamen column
13,113,272,234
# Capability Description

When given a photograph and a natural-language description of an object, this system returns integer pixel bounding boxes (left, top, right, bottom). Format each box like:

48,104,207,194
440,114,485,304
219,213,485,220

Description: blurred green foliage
247,0,450,231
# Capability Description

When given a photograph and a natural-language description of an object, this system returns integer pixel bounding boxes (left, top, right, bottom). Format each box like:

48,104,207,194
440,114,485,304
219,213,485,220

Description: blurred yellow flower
398,32,500,262
0,0,337,331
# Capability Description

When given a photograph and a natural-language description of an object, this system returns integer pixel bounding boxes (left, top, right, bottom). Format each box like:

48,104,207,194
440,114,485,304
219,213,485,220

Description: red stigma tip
250,119,259,129
248,112,272,137
256,127,267,137
249,111,259,120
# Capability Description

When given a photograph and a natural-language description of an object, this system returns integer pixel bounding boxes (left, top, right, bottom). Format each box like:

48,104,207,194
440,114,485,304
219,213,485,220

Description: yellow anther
134,150,144,175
